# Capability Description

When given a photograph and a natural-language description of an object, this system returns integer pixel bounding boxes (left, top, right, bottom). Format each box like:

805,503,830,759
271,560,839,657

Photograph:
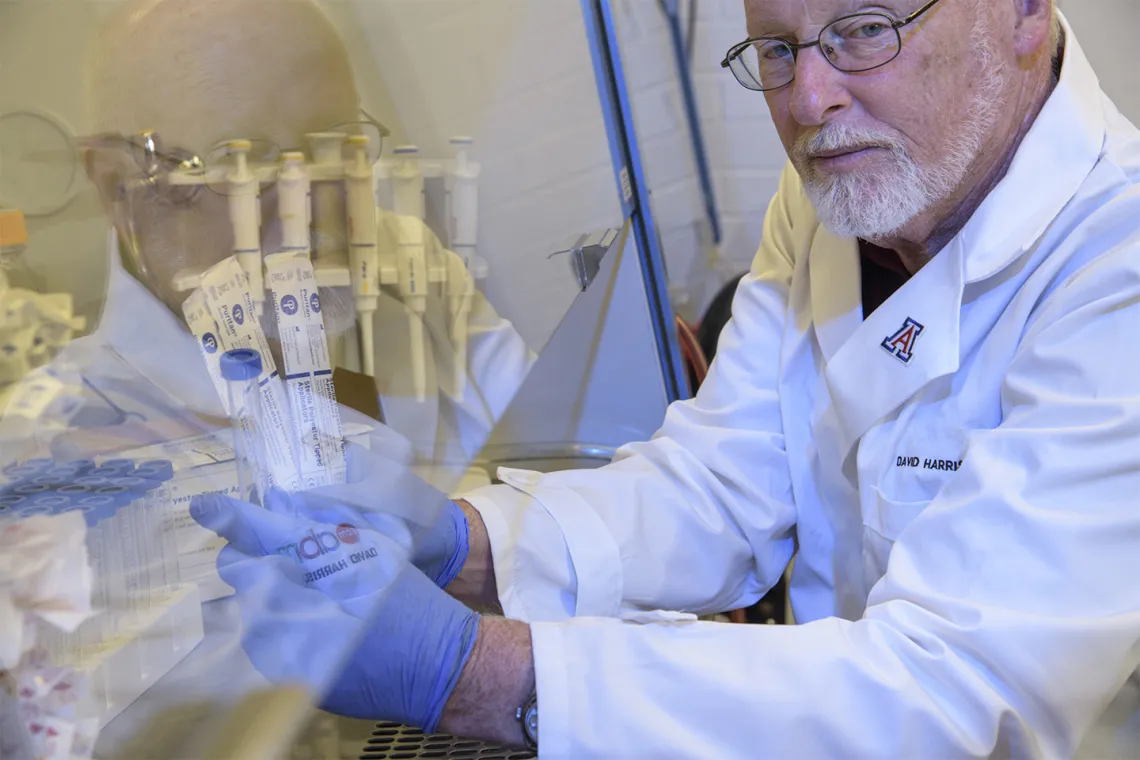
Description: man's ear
1010,0,1054,58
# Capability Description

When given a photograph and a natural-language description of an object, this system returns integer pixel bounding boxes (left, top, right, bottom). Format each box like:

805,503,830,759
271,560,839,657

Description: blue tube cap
137,460,175,483
12,483,51,496
220,349,262,381
29,494,72,510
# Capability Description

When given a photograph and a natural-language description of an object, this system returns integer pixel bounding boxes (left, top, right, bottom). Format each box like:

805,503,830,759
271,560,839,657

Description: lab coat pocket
862,488,930,586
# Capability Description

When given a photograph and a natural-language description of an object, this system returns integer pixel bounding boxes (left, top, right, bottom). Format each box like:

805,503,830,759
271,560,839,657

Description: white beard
794,31,1006,239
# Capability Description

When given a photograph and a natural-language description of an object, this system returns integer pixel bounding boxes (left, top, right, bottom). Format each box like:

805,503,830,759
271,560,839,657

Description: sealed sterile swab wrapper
265,251,347,488
182,288,231,415
200,256,302,492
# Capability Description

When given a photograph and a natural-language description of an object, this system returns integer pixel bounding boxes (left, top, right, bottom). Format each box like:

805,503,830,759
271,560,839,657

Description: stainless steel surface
360,722,534,760
474,441,617,481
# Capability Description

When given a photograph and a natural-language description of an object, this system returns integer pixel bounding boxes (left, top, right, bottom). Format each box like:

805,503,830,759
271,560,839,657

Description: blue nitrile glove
190,493,480,731
263,443,470,589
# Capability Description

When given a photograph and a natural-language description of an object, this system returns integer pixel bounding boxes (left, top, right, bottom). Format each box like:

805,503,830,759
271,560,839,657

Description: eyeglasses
721,0,944,92
77,110,390,204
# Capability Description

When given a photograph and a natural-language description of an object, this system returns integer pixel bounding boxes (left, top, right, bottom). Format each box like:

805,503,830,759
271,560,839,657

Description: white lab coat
465,23,1140,758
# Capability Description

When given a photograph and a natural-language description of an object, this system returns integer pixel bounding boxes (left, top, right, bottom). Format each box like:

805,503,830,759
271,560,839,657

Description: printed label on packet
265,251,346,488
182,289,231,415
199,256,301,492
271,521,389,623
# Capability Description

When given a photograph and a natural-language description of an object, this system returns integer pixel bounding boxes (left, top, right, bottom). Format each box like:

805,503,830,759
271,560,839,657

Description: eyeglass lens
730,14,901,91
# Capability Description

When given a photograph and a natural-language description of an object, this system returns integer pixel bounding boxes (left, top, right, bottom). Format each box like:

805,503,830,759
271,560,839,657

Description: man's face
747,0,1009,238
85,0,364,326
84,131,357,337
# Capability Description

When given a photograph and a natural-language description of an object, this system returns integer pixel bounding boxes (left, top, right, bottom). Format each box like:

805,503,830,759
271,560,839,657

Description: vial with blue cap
220,348,268,503
135,460,174,484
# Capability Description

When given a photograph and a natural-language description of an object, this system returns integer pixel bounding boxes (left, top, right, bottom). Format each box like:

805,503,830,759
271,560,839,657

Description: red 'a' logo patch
881,317,925,364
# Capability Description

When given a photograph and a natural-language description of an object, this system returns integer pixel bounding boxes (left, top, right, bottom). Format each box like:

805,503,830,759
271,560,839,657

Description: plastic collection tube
200,257,301,492
220,348,267,502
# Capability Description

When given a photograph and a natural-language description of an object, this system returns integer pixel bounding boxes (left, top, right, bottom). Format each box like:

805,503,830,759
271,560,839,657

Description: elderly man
195,0,1140,756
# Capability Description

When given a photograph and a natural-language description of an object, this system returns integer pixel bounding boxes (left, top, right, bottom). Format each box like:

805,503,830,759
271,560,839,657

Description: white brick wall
342,0,626,348
612,0,785,319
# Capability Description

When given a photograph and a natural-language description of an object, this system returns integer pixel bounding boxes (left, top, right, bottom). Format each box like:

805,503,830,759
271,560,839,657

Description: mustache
793,124,908,162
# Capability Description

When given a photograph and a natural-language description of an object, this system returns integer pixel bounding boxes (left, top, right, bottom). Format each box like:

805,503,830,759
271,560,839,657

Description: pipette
445,137,482,393
391,145,428,401
306,133,348,269
224,140,265,318
278,152,312,256
307,132,350,369
345,135,380,377
448,137,480,273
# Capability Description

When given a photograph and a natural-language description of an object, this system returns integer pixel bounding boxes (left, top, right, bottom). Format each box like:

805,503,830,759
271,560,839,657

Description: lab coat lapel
808,227,862,361
958,18,1106,285
820,239,965,462
91,248,224,416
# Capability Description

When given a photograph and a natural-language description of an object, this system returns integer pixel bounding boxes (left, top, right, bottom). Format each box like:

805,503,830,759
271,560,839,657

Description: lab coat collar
88,248,224,417
958,14,1106,284
808,226,862,361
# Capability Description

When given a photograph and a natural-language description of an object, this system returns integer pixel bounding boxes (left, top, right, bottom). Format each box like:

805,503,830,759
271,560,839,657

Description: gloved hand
190,493,480,730
264,443,470,589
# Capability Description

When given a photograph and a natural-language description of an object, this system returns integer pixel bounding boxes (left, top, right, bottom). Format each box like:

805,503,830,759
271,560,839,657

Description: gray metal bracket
547,227,620,291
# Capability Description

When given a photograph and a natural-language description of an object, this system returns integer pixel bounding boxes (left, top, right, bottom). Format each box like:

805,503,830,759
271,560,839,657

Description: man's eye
761,43,794,60
846,20,890,38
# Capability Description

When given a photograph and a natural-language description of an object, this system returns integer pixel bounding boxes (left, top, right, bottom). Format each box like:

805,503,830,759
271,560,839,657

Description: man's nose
787,46,852,126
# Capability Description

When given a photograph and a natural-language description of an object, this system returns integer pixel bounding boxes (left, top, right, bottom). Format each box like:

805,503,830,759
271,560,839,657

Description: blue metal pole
581,0,688,402
661,0,722,245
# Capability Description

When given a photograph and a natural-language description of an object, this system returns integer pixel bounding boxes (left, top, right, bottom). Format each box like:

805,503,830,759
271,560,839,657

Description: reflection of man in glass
67,0,531,468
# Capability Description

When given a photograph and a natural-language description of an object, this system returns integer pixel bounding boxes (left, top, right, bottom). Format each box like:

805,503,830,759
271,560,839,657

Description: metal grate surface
359,722,535,760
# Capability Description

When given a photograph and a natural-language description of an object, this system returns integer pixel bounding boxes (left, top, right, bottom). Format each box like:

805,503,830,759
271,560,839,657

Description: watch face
523,700,539,747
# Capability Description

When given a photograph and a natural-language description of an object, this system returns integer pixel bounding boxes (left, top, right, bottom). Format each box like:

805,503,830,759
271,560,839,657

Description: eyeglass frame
720,0,945,92
76,109,391,206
